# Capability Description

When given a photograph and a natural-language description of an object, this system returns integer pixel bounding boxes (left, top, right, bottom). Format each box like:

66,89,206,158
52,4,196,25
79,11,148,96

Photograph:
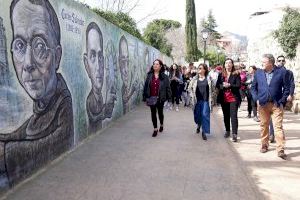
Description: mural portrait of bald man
83,22,117,134
0,0,74,185
119,35,138,114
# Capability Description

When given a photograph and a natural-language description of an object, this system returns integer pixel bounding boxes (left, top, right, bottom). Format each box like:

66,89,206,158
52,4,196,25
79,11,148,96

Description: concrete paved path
2,102,295,200
224,103,300,200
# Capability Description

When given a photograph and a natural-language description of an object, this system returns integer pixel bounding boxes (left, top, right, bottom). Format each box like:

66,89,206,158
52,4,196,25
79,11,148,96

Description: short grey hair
262,54,275,65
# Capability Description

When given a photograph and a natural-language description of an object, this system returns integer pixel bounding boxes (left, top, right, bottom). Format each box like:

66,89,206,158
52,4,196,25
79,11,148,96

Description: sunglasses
277,59,285,62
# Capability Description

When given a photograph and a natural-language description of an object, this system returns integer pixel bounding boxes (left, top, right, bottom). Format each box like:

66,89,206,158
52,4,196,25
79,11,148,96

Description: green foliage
185,0,198,62
143,19,181,57
205,50,225,66
206,9,217,30
273,7,300,59
92,9,143,40
201,10,222,40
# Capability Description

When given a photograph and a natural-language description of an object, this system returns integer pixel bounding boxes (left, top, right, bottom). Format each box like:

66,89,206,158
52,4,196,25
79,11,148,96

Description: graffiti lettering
66,23,81,34
61,9,84,26
61,8,84,35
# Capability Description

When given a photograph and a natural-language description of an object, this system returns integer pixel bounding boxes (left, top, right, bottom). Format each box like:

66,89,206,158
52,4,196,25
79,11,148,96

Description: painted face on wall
84,28,104,94
119,36,129,85
11,0,60,100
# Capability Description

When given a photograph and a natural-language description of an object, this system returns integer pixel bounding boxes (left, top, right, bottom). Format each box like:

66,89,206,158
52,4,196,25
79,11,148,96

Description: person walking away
143,59,171,137
216,58,241,142
251,54,289,159
189,64,212,140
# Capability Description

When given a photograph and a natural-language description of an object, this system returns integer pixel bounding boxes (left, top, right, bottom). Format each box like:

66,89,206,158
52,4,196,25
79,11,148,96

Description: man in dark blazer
251,54,289,160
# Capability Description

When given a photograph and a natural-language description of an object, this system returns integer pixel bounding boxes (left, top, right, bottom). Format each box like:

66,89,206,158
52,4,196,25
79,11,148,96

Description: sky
79,0,300,35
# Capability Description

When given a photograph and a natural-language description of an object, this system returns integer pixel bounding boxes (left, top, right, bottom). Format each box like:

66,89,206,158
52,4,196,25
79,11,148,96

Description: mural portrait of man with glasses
0,0,74,185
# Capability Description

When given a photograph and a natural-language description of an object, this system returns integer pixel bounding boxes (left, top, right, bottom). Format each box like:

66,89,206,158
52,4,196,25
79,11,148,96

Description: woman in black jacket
216,58,241,142
143,59,172,137
169,63,182,111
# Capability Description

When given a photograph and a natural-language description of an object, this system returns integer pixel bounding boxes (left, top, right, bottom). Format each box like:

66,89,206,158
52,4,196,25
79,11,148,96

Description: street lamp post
201,28,209,64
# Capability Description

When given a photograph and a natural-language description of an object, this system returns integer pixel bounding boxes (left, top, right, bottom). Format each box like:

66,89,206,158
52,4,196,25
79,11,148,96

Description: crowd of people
143,54,295,160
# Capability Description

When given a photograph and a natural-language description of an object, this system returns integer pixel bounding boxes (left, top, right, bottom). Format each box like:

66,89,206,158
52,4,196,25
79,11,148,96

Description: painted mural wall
0,0,172,189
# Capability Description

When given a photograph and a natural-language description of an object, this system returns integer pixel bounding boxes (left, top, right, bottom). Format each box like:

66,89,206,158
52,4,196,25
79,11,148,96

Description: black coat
143,72,172,103
216,72,241,106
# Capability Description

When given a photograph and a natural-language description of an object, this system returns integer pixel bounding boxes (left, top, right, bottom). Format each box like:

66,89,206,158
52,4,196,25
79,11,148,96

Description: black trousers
221,102,239,135
171,82,179,105
246,91,257,117
150,102,164,129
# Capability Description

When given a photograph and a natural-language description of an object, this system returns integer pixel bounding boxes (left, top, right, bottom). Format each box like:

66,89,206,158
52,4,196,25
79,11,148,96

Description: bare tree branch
105,0,109,11
120,0,125,12
136,4,165,25
126,0,140,14
89,0,164,24
111,0,117,12
101,0,104,10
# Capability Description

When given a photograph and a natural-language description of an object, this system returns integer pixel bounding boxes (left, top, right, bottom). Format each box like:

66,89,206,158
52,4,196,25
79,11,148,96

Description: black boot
224,131,230,138
159,125,164,132
152,130,158,137
232,134,237,142
196,126,200,134
202,132,207,140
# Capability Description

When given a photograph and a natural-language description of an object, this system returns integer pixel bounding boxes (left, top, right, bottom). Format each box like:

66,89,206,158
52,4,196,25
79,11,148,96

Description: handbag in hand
146,96,158,106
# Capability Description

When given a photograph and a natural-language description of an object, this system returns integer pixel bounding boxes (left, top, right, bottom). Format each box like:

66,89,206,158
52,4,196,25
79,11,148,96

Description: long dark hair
222,58,238,77
249,65,257,71
198,63,209,77
169,63,180,78
148,59,165,78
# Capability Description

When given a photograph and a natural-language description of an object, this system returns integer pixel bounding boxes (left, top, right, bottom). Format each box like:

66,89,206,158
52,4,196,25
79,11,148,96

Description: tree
185,0,198,62
200,10,222,42
79,0,163,27
92,9,143,40
165,27,187,64
205,50,225,66
274,7,300,59
81,0,140,13
143,19,181,57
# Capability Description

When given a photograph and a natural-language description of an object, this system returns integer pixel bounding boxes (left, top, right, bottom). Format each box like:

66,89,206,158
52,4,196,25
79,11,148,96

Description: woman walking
182,66,191,107
143,59,171,137
169,64,182,111
245,65,259,122
216,58,241,142
189,64,212,140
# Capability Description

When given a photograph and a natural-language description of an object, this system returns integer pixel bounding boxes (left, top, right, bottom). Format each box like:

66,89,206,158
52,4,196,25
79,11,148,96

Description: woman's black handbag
146,96,158,106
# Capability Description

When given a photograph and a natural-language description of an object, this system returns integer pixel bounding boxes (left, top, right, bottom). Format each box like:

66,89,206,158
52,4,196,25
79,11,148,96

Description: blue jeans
194,101,210,134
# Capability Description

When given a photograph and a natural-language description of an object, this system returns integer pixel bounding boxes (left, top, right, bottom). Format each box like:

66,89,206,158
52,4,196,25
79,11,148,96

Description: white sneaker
176,107,179,112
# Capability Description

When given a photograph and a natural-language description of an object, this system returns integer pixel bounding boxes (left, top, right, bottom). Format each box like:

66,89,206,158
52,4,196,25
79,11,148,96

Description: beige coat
188,75,213,110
